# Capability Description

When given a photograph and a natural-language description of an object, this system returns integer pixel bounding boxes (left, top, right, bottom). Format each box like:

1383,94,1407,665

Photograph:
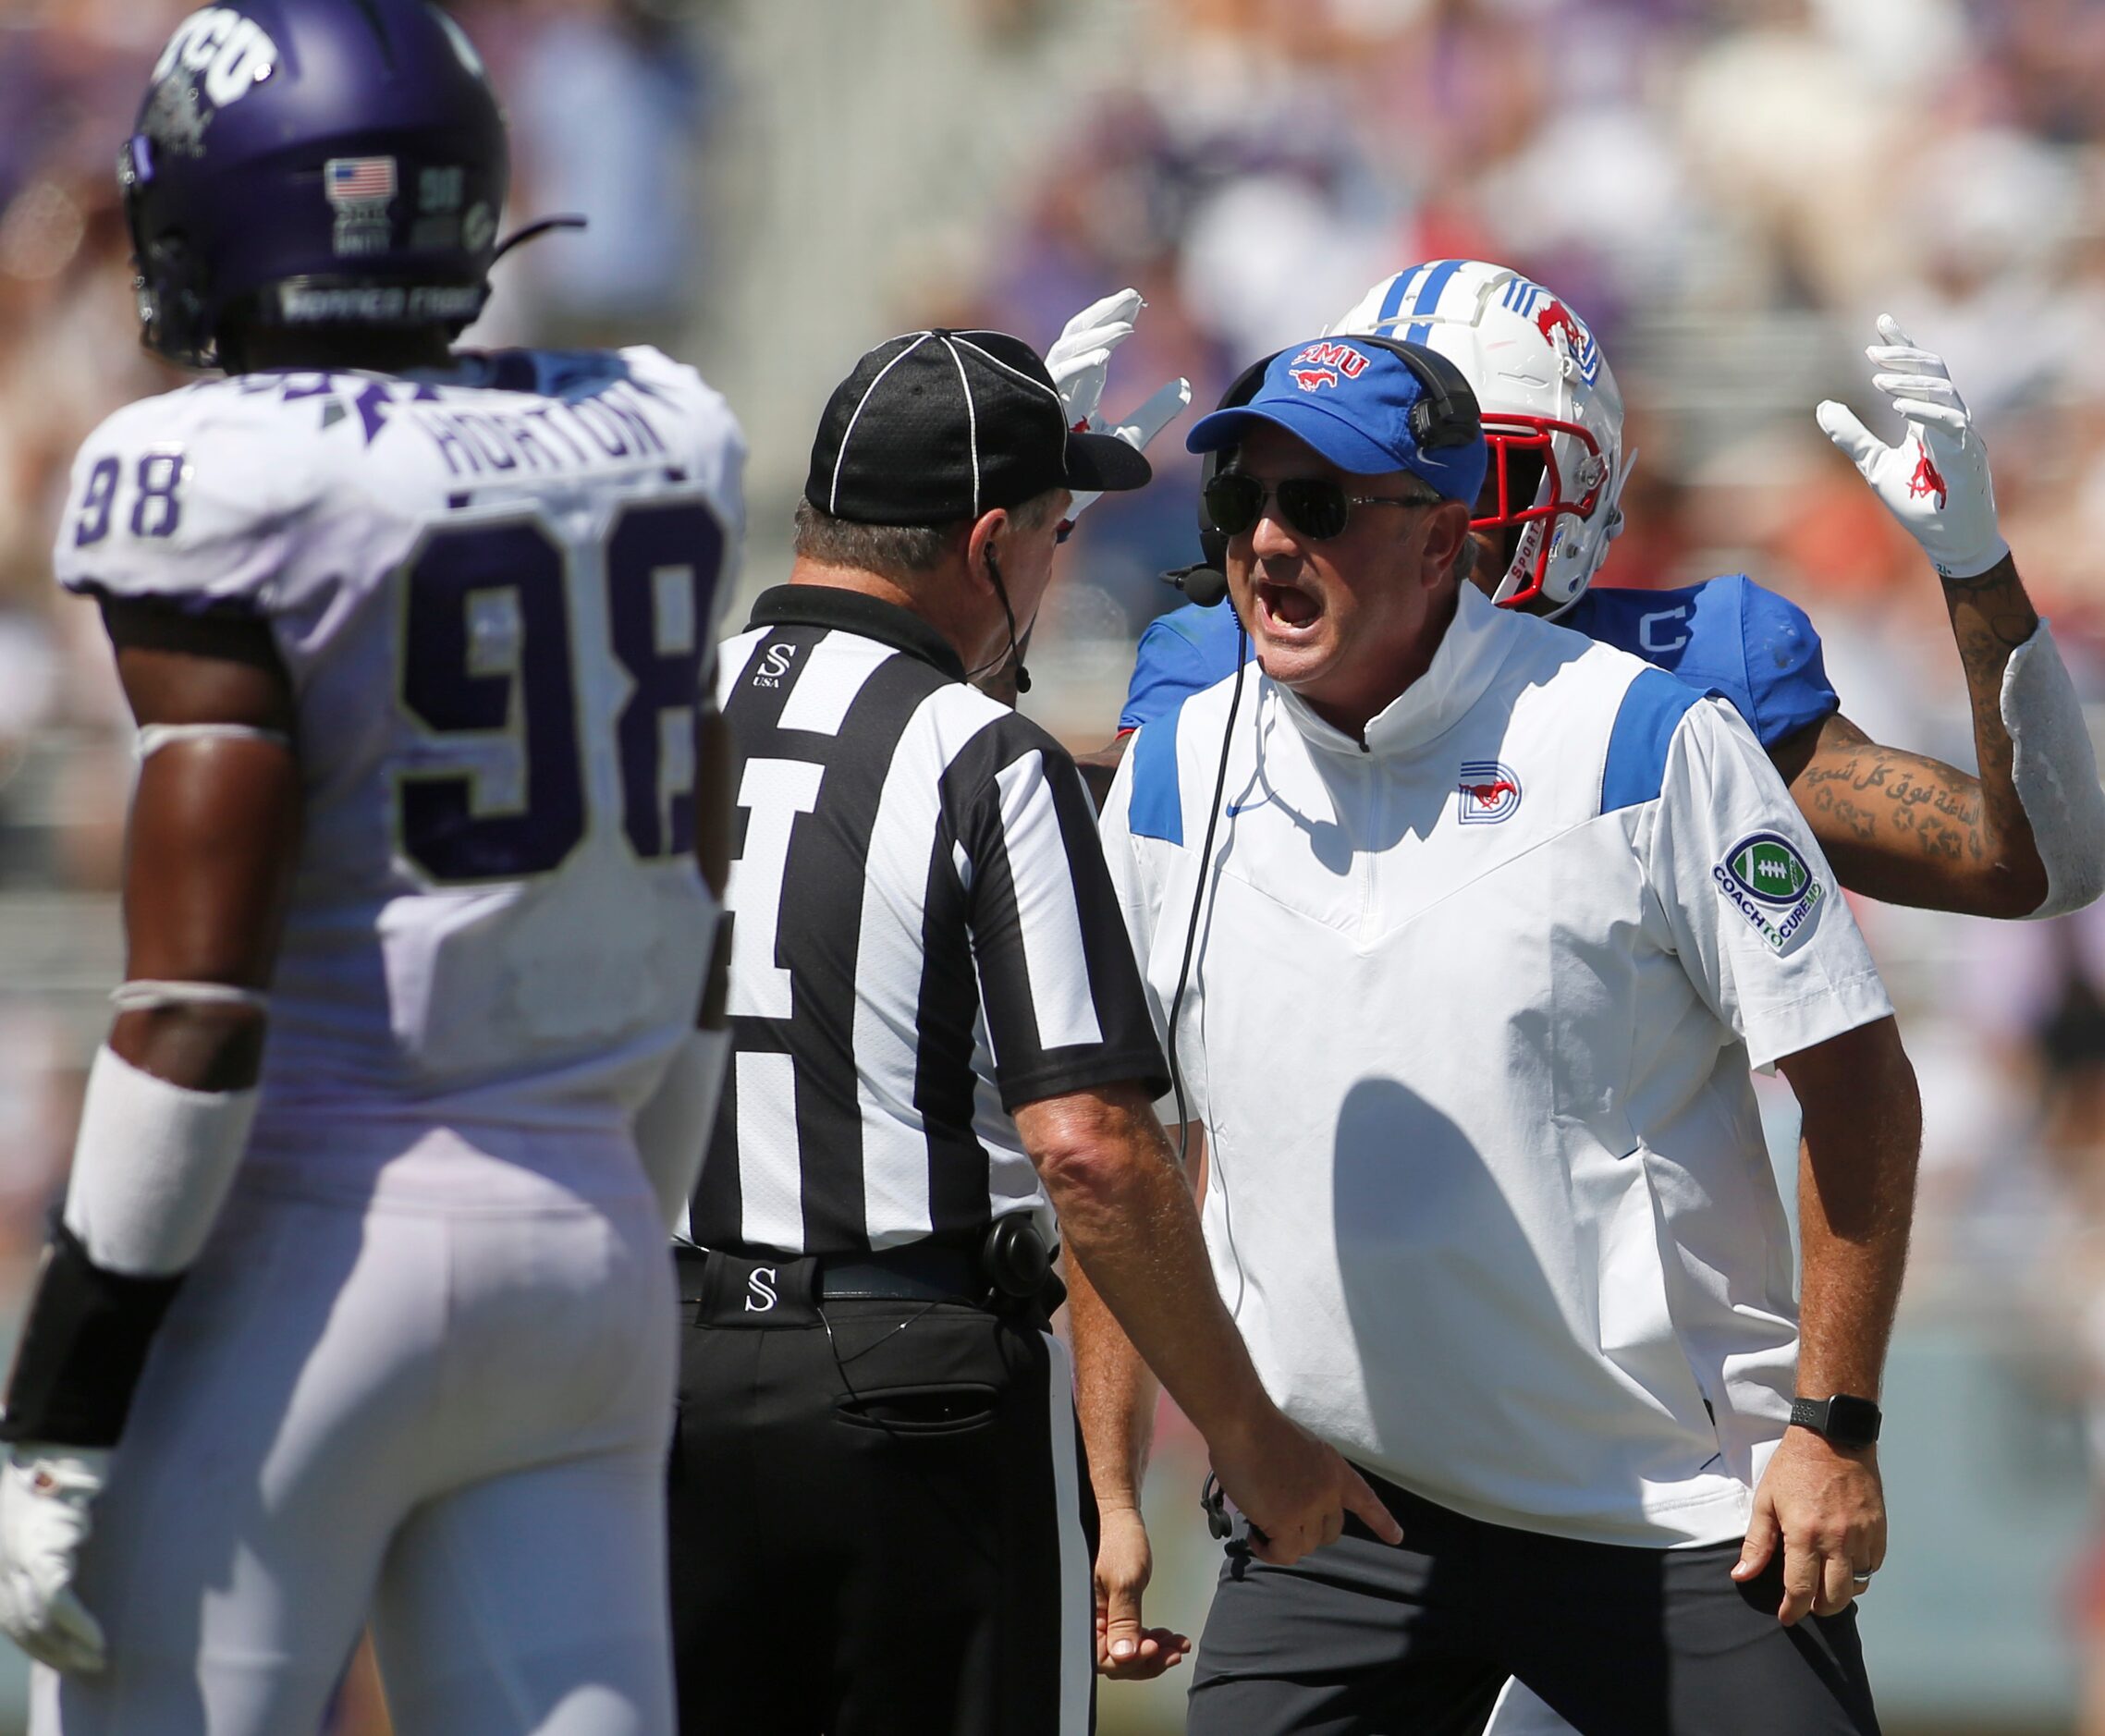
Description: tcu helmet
1330,260,1628,612
121,1,508,367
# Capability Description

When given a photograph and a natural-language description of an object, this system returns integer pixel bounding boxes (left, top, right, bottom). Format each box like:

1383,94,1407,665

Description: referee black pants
1189,1470,1880,1736
665,1256,1097,1736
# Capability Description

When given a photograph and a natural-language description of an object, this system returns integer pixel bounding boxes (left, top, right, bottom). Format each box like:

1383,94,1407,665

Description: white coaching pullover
1097,584,1893,1547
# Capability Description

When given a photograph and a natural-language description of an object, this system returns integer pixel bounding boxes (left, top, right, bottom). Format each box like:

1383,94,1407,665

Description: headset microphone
1161,563,1230,608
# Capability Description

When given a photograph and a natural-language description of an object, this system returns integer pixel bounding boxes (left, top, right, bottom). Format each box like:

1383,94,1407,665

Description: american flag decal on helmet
324,157,396,257
325,157,397,205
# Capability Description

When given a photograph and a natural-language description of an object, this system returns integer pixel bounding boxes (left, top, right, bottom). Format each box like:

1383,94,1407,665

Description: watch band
1790,1394,1881,1449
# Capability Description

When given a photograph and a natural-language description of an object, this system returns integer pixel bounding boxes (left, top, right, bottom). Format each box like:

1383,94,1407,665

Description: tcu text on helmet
153,9,279,111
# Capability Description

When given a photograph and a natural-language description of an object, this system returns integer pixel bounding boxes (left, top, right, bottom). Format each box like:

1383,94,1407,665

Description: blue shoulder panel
1601,667,1705,813
1732,576,1841,745
1127,705,1185,845
1119,603,1252,733
1569,578,1838,752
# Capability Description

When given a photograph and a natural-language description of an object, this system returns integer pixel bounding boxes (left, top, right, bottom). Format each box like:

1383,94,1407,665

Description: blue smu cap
1186,337,1487,504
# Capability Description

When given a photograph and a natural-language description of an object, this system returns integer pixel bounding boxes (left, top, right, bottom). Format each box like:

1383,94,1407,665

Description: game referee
664,328,1392,1736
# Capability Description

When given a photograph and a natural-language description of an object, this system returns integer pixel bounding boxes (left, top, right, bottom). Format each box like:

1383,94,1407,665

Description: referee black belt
674,1226,1054,1310
673,1241,979,1304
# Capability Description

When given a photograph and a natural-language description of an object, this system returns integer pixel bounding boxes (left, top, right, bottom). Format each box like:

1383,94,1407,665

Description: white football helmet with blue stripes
1330,259,1628,613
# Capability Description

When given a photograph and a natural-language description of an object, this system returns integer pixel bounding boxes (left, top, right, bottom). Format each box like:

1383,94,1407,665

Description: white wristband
135,723,290,759
62,1046,258,1277
2005,621,2105,918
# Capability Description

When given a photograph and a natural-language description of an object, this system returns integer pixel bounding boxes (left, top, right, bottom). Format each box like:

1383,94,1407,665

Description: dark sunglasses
1204,471,1441,542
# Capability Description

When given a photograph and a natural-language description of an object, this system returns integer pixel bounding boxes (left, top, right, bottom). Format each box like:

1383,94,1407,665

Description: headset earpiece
1190,351,1281,580
1369,339,1478,451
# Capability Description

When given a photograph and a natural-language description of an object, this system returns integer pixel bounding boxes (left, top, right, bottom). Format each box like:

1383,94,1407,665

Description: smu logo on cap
1290,342,1371,385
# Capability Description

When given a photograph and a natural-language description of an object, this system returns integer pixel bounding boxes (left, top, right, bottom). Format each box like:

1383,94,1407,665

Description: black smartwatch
1789,1394,1881,1449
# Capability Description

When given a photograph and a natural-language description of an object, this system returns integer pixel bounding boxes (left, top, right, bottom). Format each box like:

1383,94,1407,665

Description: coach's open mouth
1256,577,1321,636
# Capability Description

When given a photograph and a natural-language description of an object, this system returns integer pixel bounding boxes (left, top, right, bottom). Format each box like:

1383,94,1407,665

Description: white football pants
32,1131,677,1736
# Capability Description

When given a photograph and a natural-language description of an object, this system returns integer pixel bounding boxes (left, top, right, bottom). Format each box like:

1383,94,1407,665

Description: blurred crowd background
4,0,2105,1730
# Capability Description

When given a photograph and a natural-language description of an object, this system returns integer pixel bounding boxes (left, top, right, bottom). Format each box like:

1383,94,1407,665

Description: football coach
1087,336,1921,1734
665,327,1394,1736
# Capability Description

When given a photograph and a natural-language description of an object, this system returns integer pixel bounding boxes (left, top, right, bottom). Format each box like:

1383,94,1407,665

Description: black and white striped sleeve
941,719,1169,1110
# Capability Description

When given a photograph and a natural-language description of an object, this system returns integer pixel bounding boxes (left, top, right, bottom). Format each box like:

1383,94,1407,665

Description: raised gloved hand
1816,315,2008,581
1046,288,1192,525
0,1447,109,1674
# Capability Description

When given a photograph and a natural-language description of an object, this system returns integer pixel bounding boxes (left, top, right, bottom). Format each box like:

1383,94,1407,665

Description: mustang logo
1536,300,1586,353
1290,367,1339,391
1457,762,1524,824
1906,441,1947,509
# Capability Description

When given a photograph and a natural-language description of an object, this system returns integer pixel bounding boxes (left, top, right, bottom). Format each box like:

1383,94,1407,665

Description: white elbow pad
631,1028,732,1235
62,1045,259,1278
2005,622,2105,918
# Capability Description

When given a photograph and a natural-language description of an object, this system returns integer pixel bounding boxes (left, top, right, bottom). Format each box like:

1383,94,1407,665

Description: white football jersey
55,348,745,1150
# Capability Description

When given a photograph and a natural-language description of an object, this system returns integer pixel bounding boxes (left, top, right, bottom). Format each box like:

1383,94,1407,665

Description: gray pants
1189,1472,1879,1736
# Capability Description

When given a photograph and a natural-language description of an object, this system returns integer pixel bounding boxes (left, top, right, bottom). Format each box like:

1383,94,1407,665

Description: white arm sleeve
2003,621,2105,918
62,1046,259,1278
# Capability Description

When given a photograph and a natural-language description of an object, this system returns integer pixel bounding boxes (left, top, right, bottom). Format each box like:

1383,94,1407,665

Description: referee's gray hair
792,490,1065,583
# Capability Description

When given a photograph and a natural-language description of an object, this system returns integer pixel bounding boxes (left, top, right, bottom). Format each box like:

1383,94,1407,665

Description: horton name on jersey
1712,833,1823,953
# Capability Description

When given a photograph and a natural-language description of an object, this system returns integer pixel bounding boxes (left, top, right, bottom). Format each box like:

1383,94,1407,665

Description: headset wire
1166,617,1250,1171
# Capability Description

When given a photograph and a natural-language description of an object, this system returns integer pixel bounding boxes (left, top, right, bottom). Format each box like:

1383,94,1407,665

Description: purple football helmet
121,1,509,368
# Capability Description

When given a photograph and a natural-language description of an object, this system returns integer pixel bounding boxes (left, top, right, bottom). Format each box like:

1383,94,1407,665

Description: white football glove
0,1447,108,1675
1816,315,2008,581
1045,287,1193,525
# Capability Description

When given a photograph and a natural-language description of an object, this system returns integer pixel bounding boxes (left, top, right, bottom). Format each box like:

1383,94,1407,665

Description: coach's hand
1212,1411,1401,1567
1095,1504,1190,1679
1732,1427,1885,1626
0,1447,109,1673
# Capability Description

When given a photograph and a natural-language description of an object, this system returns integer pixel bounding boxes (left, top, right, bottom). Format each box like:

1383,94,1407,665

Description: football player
1085,261,2105,1719
0,5,742,1733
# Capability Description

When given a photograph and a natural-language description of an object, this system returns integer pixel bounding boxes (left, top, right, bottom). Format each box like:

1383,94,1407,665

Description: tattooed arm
1772,552,2048,917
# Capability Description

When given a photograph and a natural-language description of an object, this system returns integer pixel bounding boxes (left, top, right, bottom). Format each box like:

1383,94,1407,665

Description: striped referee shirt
693,584,1169,1256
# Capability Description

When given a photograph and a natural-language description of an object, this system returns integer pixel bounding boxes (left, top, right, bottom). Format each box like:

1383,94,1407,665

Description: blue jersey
1117,576,1840,752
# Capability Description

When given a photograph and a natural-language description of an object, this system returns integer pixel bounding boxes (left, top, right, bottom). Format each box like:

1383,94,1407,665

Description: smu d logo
1457,761,1523,824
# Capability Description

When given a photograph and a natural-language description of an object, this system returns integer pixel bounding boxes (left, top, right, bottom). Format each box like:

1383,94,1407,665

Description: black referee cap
806,329,1153,526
